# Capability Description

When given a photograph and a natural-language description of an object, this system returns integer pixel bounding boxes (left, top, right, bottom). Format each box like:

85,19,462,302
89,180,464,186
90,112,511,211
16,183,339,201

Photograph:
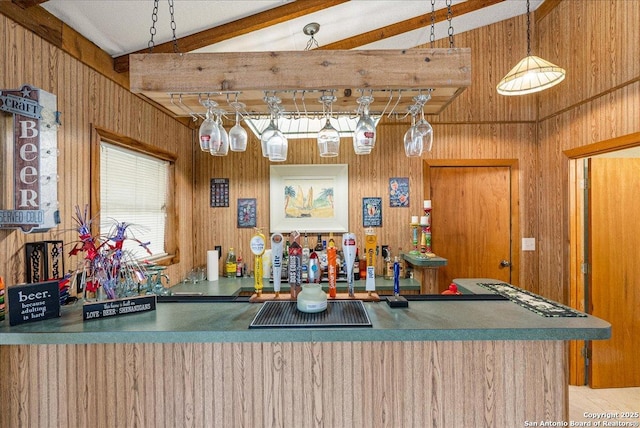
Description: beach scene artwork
283,178,335,219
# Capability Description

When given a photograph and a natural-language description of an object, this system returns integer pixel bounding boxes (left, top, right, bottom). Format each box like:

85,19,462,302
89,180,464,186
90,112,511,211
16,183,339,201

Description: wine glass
228,103,248,152
352,95,376,155
267,125,288,162
404,109,423,157
317,94,340,157
199,101,219,152
413,93,433,152
260,117,276,157
210,109,229,156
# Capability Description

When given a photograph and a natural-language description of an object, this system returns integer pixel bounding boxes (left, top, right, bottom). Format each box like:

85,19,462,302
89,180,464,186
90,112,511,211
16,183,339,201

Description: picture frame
389,177,409,207
237,198,257,228
270,164,348,233
362,197,382,227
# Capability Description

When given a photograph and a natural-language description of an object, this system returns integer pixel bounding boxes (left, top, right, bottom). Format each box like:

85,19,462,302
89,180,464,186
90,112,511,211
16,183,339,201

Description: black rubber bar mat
477,282,587,317
249,300,372,328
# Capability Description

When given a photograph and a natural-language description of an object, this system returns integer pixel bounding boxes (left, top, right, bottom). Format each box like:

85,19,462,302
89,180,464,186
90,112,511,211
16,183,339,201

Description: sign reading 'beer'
0,84,60,233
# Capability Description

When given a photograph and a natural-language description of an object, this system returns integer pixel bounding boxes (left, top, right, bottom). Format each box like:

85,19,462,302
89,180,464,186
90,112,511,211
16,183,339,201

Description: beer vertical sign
0,84,60,233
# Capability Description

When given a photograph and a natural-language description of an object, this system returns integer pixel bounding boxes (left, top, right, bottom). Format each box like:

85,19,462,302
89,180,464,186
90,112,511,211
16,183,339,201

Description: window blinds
100,142,168,260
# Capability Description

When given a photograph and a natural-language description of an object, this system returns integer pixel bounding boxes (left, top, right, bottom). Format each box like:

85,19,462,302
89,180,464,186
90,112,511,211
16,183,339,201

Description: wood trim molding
564,132,640,158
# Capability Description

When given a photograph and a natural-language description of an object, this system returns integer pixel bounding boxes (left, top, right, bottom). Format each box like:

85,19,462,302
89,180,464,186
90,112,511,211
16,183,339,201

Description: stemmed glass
262,96,288,162
414,93,433,152
199,100,220,152
404,106,423,157
228,101,248,152
260,114,276,158
209,109,229,156
353,94,376,155
317,93,340,157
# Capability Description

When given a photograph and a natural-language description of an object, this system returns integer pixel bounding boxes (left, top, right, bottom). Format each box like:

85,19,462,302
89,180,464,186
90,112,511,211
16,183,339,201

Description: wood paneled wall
0,15,194,286
3,0,638,302
0,340,567,427
535,0,640,302
193,15,541,290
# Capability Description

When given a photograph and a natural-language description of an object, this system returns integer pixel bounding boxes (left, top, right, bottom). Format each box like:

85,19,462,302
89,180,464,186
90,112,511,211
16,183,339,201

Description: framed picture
362,197,382,227
210,178,230,207
389,177,409,207
237,198,257,228
270,164,348,233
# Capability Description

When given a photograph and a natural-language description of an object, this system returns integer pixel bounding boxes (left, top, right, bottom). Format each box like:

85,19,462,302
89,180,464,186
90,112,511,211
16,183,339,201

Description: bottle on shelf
383,246,393,280
236,254,244,277
225,248,237,278
314,233,323,252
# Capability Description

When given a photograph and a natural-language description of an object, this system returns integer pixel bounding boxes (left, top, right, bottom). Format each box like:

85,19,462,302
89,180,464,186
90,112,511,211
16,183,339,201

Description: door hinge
581,262,589,274
580,178,589,189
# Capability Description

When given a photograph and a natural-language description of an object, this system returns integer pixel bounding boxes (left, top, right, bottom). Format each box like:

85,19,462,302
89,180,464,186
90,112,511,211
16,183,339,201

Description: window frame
90,126,179,266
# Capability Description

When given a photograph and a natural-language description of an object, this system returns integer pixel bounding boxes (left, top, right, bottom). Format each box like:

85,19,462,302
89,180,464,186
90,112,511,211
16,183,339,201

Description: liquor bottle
225,248,237,278
314,233,323,251
236,254,243,277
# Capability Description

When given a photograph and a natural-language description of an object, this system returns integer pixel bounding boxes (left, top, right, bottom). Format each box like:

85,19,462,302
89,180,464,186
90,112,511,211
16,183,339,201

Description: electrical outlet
522,238,536,251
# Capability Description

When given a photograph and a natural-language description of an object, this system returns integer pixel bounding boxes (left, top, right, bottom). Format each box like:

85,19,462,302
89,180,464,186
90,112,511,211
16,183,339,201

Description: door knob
499,260,511,268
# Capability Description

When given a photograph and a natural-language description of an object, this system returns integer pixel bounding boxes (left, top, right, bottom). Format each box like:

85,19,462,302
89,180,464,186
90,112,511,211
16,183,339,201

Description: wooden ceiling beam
11,0,48,9
319,0,505,50
113,0,350,73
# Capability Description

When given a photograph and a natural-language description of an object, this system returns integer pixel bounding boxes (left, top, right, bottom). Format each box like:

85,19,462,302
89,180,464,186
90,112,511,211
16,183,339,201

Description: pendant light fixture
497,0,565,96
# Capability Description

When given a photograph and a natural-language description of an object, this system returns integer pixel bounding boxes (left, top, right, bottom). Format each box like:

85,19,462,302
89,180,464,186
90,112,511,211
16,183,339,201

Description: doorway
566,132,640,388
424,159,519,291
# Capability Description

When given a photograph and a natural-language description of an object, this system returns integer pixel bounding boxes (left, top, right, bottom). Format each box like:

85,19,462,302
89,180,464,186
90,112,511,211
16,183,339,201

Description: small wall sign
82,295,156,321
210,178,230,207
8,280,60,326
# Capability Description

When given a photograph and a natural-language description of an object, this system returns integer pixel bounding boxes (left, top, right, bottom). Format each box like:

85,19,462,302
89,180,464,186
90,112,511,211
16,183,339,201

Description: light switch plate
522,238,536,251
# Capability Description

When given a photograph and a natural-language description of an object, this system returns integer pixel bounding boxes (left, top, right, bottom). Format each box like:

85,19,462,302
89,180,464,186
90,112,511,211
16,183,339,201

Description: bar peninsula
0,278,610,427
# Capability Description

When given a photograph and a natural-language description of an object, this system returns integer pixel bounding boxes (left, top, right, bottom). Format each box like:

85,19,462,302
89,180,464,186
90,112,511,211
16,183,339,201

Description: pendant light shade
497,0,565,96
497,55,565,96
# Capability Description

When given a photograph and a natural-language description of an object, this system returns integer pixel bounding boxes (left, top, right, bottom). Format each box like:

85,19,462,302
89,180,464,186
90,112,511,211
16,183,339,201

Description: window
91,127,177,263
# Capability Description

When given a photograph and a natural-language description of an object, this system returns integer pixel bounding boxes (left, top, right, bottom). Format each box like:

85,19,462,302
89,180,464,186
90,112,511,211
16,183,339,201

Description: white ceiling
41,0,544,57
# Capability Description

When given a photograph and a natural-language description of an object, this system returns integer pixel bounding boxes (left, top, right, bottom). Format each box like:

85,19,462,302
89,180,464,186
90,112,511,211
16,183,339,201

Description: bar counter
0,278,610,427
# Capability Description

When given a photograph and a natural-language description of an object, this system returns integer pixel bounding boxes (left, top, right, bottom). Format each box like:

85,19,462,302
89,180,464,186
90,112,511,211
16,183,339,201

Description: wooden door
588,157,640,388
426,162,517,292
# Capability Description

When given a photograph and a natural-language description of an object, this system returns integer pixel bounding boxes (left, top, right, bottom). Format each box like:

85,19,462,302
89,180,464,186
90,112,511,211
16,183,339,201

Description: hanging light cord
147,0,181,53
526,0,531,56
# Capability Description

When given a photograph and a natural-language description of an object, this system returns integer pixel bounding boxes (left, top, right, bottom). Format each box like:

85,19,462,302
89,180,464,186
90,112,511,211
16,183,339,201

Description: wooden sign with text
83,295,156,321
8,280,60,326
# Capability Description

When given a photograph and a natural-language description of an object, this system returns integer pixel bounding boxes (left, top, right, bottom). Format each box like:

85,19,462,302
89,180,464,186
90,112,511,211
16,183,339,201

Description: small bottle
236,254,243,277
314,234,323,252
383,247,393,280
225,248,237,278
